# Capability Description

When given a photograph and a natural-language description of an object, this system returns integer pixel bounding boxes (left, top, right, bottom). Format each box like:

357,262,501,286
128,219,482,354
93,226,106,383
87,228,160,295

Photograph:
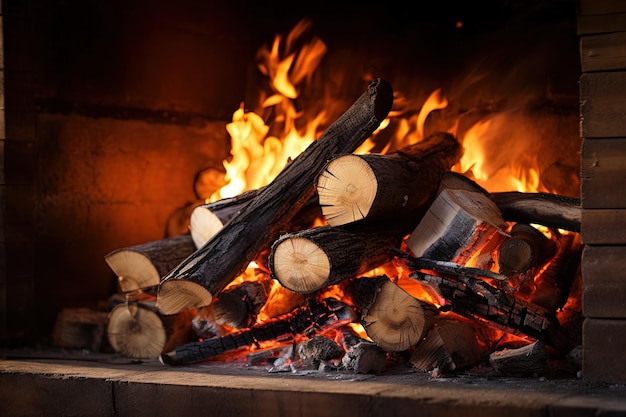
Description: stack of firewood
72,78,583,377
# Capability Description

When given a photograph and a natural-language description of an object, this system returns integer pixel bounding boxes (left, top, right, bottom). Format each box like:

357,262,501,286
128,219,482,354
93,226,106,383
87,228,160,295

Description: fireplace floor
1,348,625,417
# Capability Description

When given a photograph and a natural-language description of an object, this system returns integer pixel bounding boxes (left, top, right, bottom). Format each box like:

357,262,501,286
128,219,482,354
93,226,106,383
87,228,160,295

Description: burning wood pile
58,78,582,378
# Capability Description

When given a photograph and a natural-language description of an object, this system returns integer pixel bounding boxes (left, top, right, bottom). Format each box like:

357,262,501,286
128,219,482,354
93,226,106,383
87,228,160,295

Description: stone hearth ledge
1,353,626,417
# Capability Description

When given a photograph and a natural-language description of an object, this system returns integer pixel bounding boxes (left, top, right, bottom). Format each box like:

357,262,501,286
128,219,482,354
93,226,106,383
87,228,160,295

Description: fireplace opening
6,0,616,385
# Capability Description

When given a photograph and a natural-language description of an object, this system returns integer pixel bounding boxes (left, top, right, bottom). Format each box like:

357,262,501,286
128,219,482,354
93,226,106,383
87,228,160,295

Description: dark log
490,191,581,232
497,223,557,276
316,131,461,226
105,233,196,293
297,335,345,368
269,220,409,294
159,297,357,365
157,78,393,314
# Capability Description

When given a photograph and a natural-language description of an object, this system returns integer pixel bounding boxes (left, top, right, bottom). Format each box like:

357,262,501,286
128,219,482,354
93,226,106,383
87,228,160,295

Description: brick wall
579,0,626,383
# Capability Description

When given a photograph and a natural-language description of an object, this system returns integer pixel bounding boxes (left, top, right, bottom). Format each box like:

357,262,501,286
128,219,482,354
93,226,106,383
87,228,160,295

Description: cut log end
190,205,225,249
157,280,213,315
362,280,436,352
271,236,331,294
105,251,160,293
317,155,377,226
107,304,167,359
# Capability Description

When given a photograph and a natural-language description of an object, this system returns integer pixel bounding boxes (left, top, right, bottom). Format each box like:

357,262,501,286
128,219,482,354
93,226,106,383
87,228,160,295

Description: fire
193,19,579,363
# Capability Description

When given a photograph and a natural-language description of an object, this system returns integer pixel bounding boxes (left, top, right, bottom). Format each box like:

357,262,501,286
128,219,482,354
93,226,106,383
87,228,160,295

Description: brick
583,318,626,383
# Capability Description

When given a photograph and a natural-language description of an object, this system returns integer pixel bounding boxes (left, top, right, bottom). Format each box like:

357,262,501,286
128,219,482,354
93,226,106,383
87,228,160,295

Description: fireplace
1,0,625,388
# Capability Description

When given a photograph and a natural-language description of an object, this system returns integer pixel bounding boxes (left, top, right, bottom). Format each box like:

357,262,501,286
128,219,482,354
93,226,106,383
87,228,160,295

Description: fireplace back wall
6,0,616,380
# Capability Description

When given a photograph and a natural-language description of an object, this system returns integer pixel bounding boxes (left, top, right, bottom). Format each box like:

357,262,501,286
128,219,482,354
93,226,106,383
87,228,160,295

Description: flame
195,19,580,360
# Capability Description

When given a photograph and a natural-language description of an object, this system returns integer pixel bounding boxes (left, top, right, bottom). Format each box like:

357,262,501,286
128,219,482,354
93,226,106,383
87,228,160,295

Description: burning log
316,131,461,226
297,335,345,369
107,297,196,359
530,231,582,311
191,278,272,339
104,233,196,292
405,188,508,265
190,192,322,249
409,316,488,374
269,220,408,294
157,78,394,315
497,223,557,277
408,269,568,351
159,297,357,365
343,275,439,352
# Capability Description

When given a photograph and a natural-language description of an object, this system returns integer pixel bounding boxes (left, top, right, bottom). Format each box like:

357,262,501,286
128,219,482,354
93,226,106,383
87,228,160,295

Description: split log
438,171,581,232
157,78,394,315
107,298,196,359
190,192,322,249
160,297,357,365
489,340,549,377
497,223,557,277
316,131,461,226
269,220,408,294
104,233,196,292
343,275,439,352
410,316,487,374
405,188,508,265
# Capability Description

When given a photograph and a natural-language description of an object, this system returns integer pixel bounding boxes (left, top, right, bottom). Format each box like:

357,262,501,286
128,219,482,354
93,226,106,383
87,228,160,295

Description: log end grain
157,280,214,315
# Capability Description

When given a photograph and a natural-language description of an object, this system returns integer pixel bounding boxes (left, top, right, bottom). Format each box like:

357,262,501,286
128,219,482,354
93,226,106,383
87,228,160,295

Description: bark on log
490,191,581,232
343,275,439,352
489,340,549,377
190,192,322,249
104,233,196,292
269,220,409,294
157,78,393,315
316,131,461,226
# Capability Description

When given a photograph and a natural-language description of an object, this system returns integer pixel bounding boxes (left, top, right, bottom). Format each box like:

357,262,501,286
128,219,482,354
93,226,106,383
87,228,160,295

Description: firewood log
490,192,581,232
268,220,409,294
190,192,322,249
316,131,461,226
51,308,109,352
405,188,508,265
343,275,439,352
410,316,487,374
341,341,387,374
489,340,549,377
191,279,272,338
104,233,196,293
157,78,393,315
497,223,557,276
297,335,345,369
107,298,196,359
